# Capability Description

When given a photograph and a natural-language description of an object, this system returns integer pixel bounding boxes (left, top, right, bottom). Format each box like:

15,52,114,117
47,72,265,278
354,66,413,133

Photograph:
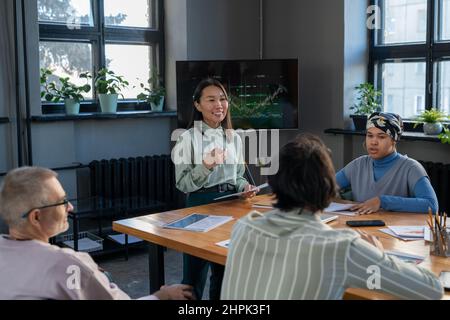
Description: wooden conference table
113,195,450,300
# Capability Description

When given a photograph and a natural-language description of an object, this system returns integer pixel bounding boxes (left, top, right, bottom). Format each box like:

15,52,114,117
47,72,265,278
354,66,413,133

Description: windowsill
324,128,443,143
0,117,9,124
31,111,177,123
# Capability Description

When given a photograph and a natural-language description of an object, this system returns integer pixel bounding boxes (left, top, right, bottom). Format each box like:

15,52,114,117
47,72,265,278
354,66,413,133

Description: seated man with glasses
0,166,194,300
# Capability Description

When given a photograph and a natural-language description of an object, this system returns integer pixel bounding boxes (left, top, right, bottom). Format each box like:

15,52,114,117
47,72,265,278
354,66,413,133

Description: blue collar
373,152,399,167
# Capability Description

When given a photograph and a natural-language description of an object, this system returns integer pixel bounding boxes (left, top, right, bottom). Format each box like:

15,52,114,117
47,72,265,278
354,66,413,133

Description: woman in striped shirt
221,133,443,300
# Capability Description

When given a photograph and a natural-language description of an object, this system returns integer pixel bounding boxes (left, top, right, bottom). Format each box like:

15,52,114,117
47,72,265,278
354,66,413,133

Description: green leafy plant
413,108,448,127
136,70,166,105
40,68,91,102
93,68,129,97
350,82,382,115
439,126,450,144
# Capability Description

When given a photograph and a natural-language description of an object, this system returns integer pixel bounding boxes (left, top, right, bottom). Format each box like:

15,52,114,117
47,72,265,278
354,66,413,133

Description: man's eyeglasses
21,199,70,219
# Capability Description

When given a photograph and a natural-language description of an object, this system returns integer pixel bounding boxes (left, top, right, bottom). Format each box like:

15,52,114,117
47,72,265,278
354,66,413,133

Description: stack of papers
324,202,356,216
389,226,425,239
163,213,233,232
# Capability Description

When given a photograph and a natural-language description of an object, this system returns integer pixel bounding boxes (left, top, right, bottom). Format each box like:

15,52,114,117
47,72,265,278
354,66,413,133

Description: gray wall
186,0,260,60
165,0,188,110
264,0,349,169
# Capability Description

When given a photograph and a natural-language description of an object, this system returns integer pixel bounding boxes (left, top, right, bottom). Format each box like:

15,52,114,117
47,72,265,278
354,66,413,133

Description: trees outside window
38,0,164,113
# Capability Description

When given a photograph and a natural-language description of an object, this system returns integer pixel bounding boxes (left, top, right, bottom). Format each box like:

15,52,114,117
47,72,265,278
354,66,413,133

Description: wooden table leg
148,243,165,294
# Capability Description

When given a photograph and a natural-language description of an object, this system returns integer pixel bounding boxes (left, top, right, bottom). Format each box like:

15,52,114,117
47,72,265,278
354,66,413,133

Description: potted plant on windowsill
439,125,450,144
413,108,448,135
94,68,129,113
350,82,382,131
40,68,91,115
136,70,166,112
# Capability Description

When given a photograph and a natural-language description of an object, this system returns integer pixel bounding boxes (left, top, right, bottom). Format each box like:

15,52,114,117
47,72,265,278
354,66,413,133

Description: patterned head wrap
366,112,403,142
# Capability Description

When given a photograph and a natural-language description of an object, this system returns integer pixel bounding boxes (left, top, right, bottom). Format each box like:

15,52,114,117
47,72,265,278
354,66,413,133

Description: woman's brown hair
268,133,338,212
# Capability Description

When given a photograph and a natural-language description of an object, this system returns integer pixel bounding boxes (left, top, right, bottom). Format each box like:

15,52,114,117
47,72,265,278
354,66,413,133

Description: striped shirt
221,209,443,300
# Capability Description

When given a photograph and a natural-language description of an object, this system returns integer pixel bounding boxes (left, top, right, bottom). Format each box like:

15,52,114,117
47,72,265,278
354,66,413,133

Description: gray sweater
343,154,428,202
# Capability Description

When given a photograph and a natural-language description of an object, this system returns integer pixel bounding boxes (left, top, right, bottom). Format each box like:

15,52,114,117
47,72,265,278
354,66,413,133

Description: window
378,60,426,118
436,60,450,114
438,0,450,41
371,0,450,119
414,95,425,114
38,0,164,113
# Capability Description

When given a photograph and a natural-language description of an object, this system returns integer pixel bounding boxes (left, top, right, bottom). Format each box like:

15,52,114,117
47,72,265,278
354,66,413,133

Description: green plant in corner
40,68,91,103
93,68,129,97
439,126,450,144
350,82,382,115
136,70,166,106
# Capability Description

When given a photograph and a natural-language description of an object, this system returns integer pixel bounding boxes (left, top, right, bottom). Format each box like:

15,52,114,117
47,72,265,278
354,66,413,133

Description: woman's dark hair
188,78,233,130
268,133,337,212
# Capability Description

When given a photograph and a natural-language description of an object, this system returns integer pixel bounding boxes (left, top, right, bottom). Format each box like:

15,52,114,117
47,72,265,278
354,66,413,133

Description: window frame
369,0,450,120
38,0,165,114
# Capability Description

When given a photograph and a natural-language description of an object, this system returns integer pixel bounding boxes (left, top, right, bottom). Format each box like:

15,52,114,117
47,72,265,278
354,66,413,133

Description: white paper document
213,183,270,201
385,250,425,264
324,202,357,216
379,228,423,241
321,213,339,224
163,213,233,232
216,239,230,248
387,226,425,239
252,204,273,209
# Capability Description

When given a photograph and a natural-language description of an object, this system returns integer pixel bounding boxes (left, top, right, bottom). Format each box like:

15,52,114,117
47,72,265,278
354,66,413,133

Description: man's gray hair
0,167,57,228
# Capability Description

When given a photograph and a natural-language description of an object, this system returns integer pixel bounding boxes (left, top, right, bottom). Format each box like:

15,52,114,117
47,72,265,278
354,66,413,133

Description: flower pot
64,98,80,115
350,114,368,131
150,96,164,112
423,122,443,135
98,93,118,113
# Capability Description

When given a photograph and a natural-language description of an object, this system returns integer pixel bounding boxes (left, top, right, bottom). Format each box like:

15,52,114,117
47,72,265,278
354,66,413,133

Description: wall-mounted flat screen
176,59,298,129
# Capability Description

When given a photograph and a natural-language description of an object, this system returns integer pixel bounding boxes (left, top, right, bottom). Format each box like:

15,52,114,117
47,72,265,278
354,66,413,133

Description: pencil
427,220,435,242
445,212,447,230
428,207,433,230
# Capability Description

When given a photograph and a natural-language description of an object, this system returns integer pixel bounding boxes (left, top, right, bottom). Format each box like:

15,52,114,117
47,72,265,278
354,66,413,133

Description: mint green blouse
173,122,249,193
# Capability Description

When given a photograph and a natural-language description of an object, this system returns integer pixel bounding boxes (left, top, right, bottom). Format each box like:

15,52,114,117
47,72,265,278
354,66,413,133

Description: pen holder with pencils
428,210,450,257
430,227,450,257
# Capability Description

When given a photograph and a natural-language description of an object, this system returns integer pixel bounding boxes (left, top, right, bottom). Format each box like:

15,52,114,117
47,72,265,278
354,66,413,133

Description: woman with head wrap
335,112,438,214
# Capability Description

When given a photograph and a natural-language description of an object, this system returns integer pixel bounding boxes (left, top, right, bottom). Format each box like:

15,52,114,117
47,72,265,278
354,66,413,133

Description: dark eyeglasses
21,199,70,219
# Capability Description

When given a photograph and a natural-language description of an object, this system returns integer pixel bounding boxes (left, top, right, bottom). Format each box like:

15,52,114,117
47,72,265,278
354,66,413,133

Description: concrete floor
96,247,210,300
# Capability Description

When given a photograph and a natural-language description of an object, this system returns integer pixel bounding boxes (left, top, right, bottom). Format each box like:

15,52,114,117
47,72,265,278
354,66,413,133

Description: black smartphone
346,220,386,227
439,271,450,291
